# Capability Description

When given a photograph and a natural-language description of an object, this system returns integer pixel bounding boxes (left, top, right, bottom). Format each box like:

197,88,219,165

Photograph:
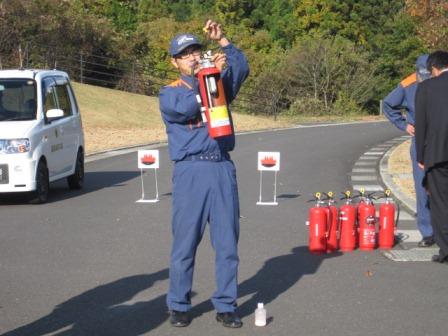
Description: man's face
171,46,202,76
430,67,439,77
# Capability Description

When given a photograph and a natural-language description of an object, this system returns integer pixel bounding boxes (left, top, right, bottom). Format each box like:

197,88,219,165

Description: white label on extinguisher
211,118,231,127
315,225,319,237
201,107,207,123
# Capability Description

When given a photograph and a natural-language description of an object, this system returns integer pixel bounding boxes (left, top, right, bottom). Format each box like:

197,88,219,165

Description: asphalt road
1,121,447,336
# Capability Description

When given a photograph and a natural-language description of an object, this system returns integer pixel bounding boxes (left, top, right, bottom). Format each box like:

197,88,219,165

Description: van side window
43,78,57,113
55,85,73,117
66,83,79,115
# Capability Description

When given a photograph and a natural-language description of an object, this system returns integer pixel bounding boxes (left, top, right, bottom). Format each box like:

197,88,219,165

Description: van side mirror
46,108,64,119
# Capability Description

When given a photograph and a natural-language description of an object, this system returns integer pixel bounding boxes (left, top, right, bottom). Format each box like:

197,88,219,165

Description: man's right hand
406,124,415,136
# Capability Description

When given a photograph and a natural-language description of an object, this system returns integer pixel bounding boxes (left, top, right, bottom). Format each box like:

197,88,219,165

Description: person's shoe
431,254,448,264
418,236,435,247
169,310,191,327
216,312,243,328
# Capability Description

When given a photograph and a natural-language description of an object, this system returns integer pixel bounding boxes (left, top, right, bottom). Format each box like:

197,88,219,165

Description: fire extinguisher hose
395,201,400,229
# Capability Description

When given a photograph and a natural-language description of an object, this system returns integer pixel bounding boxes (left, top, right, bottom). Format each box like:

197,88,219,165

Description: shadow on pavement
277,193,300,199
2,269,169,336
191,245,341,320
2,247,341,334
0,171,140,205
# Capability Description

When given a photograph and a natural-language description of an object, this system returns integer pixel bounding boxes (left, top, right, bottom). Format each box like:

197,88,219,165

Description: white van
0,69,84,203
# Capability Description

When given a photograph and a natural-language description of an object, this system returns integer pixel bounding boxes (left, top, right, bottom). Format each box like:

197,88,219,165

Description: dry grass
73,82,293,153
388,139,415,200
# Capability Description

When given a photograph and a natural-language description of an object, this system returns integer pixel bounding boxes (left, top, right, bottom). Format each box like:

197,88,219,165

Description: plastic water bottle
255,303,267,326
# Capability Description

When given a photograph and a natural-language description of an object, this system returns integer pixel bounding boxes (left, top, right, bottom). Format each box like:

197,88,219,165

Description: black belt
181,152,230,162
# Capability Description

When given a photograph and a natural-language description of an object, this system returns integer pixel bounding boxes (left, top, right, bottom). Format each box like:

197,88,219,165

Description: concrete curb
379,137,417,215
348,135,428,256
349,134,415,214
85,141,167,164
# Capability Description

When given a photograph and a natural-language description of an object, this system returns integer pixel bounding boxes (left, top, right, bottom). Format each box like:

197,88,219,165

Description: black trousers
427,162,448,260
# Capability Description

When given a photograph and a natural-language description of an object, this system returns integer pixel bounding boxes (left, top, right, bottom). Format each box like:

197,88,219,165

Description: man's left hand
406,124,415,136
212,53,227,72
418,162,425,170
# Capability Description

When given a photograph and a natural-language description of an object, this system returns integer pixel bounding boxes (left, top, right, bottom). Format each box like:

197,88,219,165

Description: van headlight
0,139,31,154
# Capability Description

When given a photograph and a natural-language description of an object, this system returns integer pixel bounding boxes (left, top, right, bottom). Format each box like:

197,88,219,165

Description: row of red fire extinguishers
307,189,400,254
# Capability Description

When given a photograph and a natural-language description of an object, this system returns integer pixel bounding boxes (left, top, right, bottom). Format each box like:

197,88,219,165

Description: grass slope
72,82,291,154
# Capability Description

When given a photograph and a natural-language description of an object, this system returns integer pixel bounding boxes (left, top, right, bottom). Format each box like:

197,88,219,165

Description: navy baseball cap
169,33,203,57
416,54,430,81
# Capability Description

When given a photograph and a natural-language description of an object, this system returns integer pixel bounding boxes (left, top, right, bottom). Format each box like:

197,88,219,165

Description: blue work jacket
383,73,418,131
159,43,249,162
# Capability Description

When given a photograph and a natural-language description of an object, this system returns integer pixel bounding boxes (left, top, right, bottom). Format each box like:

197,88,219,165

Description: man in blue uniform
383,54,434,247
159,19,249,328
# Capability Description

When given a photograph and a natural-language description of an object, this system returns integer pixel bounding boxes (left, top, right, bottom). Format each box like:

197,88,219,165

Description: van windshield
0,79,37,121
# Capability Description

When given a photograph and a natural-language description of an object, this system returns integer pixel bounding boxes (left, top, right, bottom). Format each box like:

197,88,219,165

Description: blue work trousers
410,138,433,238
167,159,240,313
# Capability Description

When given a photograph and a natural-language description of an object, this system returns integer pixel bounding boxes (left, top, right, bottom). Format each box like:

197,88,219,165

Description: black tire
30,160,49,204
67,149,84,190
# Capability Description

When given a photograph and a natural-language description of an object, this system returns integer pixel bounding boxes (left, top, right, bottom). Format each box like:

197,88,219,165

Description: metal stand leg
140,168,145,200
256,170,278,206
154,169,159,201
273,171,278,204
136,168,160,203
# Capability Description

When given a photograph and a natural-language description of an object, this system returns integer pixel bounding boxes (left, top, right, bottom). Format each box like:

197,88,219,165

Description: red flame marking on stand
141,154,156,165
261,156,277,167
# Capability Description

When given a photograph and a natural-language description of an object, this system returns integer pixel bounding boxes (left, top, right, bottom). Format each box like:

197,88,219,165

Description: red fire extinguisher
357,189,377,251
378,189,398,249
197,52,233,138
325,192,339,253
339,191,357,252
307,192,327,254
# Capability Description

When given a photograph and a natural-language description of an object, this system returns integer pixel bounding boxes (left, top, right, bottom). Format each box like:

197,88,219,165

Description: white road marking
351,175,377,181
352,184,383,191
359,156,380,160
352,168,376,173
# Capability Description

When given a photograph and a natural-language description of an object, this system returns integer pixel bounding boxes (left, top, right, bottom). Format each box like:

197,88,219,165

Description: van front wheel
30,160,49,204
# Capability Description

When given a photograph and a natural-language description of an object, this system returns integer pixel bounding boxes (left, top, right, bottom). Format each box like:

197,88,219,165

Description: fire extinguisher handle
340,190,355,201
307,193,321,203
307,192,323,202
323,191,336,201
351,190,363,198
373,189,394,201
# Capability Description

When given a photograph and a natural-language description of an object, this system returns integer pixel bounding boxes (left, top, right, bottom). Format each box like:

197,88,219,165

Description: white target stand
136,150,160,203
256,151,280,206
